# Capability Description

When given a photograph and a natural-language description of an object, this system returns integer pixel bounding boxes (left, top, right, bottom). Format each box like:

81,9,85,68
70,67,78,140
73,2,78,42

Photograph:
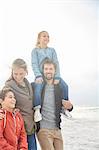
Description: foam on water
36,106,99,150
61,106,99,150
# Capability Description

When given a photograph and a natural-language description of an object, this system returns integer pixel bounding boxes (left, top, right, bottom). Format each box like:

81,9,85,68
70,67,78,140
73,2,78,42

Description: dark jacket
32,82,73,132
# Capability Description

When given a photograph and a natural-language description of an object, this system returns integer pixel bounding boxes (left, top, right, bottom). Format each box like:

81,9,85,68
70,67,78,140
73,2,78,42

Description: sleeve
18,113,28,150
52,48,61,79
31,48,42,78
0,119,15,150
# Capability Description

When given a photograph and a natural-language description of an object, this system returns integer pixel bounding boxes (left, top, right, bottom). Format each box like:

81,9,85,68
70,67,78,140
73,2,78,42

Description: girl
31,31,69,122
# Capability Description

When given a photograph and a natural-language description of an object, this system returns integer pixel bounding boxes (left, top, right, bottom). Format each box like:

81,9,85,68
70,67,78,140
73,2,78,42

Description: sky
0,0,98,106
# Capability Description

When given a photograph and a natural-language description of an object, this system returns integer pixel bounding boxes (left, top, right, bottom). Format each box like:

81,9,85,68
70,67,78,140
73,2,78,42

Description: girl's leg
31,82,43,107
27,133,37,150
60,78,68,100
31,82,43,122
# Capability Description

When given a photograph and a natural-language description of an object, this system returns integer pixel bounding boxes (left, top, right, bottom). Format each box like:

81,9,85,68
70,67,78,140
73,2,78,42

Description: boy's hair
42,59,57,71
0,87,15,129
12,58,27,71
0,87,14,100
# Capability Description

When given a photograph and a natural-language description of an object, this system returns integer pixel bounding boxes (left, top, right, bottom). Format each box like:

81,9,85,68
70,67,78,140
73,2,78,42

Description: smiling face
12,67,27,85
38,31,49,47
3,91,16,111
43,63,56,81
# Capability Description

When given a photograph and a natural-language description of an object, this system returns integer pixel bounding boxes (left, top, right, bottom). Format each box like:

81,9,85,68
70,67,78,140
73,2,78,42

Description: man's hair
42,59,57,70
0,87,14,100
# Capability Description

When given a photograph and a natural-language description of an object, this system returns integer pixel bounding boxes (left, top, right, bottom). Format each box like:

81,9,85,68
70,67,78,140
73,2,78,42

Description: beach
37,106,99,150
62,106,99,150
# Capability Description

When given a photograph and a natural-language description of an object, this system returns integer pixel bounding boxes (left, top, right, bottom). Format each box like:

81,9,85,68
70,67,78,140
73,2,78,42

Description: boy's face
3,91,16,110
12,67,27,84
43,63,55,80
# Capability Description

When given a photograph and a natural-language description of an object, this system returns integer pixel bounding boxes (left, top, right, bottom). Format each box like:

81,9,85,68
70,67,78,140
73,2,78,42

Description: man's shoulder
54,82,61,87
53,83,62,93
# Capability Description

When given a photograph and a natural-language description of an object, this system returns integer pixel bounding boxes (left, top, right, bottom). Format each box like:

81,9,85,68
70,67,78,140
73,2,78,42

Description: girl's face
39,32,49,46
12,67,27,84
3,91,16,111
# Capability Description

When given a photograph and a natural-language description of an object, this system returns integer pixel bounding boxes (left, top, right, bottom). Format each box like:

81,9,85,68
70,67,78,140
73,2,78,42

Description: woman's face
12,67,27,84
39,32,49,45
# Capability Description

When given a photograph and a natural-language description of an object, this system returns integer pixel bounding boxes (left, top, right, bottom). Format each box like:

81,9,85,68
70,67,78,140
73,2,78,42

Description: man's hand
62,100,73,110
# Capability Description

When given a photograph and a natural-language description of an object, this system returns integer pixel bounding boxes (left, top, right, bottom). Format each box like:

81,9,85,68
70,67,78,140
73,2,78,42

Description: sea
37,106,99,150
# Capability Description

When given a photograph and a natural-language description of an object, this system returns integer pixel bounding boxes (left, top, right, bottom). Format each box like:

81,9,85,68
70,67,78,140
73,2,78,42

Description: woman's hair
36,31,49,48
12,58,27,71
6,58,28,82
0,87,14,100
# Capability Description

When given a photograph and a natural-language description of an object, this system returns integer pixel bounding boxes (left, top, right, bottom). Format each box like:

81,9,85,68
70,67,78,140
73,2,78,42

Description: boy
0,87,28,150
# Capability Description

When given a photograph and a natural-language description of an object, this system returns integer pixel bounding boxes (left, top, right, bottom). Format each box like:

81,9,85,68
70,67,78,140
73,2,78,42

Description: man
32,59,73,150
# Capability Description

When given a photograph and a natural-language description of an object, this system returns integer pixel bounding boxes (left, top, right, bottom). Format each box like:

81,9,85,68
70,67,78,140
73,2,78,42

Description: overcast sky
0,0,98,106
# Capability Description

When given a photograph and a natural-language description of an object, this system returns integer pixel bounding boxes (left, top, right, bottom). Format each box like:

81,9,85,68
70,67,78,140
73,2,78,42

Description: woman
0,58,37,150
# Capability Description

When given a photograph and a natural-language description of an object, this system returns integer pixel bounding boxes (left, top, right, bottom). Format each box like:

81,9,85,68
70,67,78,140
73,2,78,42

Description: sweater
4,78,35,135
31,47,60,79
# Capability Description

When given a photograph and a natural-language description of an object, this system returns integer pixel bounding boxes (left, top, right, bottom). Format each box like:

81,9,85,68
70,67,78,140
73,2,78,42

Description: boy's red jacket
0,109,28,150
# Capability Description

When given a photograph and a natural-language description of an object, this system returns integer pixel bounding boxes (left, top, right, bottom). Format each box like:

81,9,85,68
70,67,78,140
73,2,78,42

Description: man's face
43,63,55,80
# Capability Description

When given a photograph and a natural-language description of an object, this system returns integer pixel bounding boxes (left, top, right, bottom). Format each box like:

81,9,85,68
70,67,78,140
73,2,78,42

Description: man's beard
44,73,54,80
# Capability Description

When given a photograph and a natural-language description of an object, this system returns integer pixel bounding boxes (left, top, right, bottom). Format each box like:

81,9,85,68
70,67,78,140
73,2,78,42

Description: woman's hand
0,98,2,104
0,109,5,119
35,77,43,84
0,99,5,119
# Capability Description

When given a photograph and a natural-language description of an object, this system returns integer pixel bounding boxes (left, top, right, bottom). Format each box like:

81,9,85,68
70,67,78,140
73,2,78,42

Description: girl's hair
36,31,49,48
12,58,27,71
0,87,14,100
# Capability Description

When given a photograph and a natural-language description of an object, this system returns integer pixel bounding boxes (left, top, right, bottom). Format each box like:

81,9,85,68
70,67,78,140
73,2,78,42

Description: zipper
12,113,18,149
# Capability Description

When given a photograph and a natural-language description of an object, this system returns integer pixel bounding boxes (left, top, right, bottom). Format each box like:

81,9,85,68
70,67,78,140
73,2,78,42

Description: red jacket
0,109,28,150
